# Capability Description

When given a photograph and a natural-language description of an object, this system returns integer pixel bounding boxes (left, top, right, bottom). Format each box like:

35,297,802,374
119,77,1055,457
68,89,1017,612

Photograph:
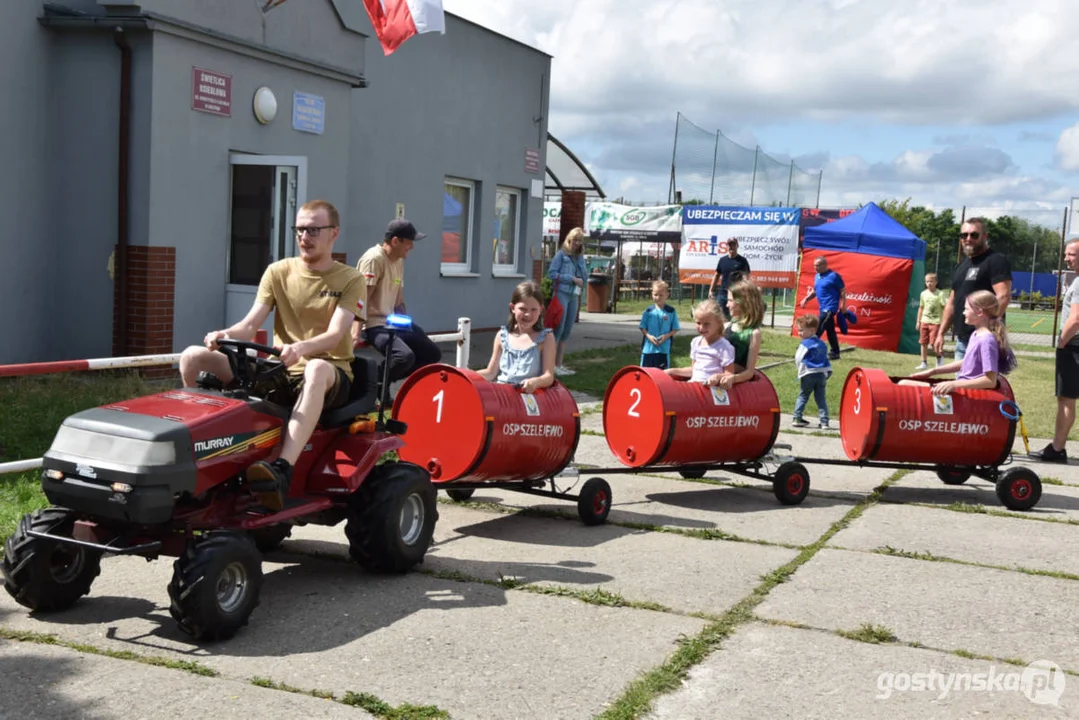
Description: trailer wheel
578,478,612,526
679,468,707,479
995,467,1042,511
445,487,475,502
167,532,262,642
773,462,810,505
2,508,102,612
936,468,971,485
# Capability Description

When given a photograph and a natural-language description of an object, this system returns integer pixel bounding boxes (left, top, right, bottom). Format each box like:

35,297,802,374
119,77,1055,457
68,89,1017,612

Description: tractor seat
319,355,381,428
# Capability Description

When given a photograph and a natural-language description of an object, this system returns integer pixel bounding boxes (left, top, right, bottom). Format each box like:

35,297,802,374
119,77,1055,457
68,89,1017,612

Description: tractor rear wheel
2,508,102,612
345,462,437,573
168,532,262,642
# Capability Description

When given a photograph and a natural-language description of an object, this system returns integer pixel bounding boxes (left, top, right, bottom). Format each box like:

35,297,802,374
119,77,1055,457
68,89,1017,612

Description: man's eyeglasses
293,225,336,237
959,231,981,240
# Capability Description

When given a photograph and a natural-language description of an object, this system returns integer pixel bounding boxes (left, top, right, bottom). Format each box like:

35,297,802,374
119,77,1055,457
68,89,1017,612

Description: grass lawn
0,372,159,549
612,294,795,323
561,328,1068,441
1001,307,1059,336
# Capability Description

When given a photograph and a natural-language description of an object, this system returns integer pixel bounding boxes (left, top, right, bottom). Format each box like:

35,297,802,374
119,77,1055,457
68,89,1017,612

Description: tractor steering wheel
215,339,286,391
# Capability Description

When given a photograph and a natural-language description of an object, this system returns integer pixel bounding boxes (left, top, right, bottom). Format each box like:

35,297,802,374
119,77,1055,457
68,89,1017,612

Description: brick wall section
532,259,542,284
113,246,176,365
559,190,586,242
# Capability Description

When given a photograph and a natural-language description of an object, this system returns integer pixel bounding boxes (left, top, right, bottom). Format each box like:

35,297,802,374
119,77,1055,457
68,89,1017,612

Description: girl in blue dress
477,281,556,393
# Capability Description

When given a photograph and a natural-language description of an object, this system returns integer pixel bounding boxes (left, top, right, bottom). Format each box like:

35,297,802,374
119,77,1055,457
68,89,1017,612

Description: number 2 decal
628,388,641,418
432,389,444,423
853,387,862,415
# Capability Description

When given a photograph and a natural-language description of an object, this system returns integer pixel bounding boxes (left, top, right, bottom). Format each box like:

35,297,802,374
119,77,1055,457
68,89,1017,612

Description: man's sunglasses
959,231,981,240
293,225,334,236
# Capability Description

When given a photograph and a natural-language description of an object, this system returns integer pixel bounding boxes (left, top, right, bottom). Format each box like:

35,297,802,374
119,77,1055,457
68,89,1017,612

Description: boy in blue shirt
792,314,833,428
639,280,680,369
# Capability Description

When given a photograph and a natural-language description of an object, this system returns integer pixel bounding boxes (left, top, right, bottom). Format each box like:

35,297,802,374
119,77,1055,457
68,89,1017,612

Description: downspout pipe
113,27,131,355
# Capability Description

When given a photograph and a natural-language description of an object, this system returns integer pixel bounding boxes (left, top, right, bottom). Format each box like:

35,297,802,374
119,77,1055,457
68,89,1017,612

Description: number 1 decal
628,388,641,418
433,389,444,423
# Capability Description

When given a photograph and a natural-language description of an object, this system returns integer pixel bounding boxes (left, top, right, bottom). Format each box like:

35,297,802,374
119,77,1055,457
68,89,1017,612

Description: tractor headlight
49,426,177,467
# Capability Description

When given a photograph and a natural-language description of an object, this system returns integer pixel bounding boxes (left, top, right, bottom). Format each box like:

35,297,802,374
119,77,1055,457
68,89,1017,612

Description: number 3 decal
628,388,641,418
853,387,862,415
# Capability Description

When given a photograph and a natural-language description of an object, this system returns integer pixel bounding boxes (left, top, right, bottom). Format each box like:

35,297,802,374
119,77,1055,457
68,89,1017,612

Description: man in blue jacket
799,255,845,360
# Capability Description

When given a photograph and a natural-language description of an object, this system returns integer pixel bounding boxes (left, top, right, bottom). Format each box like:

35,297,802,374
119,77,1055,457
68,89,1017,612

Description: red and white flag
362,0,445,56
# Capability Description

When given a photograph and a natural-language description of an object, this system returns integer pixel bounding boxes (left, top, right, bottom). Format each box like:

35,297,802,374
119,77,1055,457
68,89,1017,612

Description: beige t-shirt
356,244,403,328
255,257,366,378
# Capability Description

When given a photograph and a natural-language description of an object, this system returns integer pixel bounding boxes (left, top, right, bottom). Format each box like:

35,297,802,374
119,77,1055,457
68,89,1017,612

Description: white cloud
1055,123,1079,171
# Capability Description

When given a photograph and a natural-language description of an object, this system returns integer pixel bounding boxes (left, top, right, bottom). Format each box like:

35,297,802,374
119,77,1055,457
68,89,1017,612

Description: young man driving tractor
179,199,366,511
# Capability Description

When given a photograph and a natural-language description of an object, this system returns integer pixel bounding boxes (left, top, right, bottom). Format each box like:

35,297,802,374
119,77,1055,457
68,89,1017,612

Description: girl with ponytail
903,290,1015,394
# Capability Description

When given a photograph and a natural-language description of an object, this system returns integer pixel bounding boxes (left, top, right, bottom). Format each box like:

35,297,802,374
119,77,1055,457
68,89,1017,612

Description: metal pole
667,112,681,204
1052,207,1069,341
709,129,720,204
934,235,940,275
956,206,966,265
815,170,823,208
1030,237,1038,298
786,160,795,206
749,146,759,205
770,288,777,328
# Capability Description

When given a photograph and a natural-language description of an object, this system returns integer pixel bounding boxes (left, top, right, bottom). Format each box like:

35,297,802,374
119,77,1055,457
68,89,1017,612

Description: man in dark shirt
708,237,751,320
933,217,1012,360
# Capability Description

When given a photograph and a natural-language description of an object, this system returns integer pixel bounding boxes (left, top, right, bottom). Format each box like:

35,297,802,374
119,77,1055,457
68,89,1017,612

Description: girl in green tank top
718,279,765,390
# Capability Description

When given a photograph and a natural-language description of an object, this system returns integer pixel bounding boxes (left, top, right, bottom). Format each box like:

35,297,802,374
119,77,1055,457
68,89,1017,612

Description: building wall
146,29,357,349
347,15,551,333
0,2,56,362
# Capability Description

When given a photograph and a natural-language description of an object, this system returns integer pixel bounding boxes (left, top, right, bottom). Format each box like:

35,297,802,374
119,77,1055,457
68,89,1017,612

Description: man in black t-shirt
933,217,1012,360
708,237,752,320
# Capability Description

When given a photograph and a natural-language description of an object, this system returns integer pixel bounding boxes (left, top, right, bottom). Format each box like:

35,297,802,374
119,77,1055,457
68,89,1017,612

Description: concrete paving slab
0,640,370,720
648,622,1076,719
282,504,798,617
446,442,855,546
888,470,1079,521
0,553,705,720
756,549,1079,670
829,502,1079,576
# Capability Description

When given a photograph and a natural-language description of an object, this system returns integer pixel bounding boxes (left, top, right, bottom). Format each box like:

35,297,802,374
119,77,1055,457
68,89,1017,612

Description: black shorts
1056,346,1079,399
258,365,351,409
641,352,670,369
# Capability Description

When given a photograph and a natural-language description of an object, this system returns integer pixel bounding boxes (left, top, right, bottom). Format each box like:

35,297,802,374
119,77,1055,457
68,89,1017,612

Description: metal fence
667,112,822,207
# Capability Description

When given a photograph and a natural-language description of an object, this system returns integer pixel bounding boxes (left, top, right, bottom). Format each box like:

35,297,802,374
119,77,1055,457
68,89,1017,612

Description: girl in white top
665,299,736,386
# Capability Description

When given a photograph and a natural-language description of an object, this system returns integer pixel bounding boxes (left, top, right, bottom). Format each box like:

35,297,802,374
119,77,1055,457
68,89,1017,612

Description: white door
224,154,308,332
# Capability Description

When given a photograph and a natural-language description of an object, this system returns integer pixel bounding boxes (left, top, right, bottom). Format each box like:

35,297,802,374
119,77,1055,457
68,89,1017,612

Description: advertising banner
586,202,683,240
543,201,561,236
679,206,800,288
791,248,914,351
798,208,857,244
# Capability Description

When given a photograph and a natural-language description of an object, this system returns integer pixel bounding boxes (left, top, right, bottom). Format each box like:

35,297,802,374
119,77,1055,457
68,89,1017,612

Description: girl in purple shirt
904,290,1016,394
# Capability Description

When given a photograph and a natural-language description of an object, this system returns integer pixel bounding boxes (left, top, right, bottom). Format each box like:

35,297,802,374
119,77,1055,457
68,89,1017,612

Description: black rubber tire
2,508,102,612
345,461,437,573
445,487,475,502
577,477,612,526
773,462,811,505
679,468,707,479
167,532,263,642
248,525,292,553
936,468,971,485
995,467,1042,511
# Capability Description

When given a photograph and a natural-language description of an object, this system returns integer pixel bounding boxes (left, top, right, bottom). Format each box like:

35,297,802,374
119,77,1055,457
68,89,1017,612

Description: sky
442,0,1079,229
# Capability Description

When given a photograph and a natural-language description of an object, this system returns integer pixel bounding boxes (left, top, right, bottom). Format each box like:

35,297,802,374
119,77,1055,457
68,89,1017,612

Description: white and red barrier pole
0,320,471,475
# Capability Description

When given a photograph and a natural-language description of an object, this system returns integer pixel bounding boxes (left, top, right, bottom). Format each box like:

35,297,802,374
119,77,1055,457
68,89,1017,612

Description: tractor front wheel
167,532,263,642
2,508,102,612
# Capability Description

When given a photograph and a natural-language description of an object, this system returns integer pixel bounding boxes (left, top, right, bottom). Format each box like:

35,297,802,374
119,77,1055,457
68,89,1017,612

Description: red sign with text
192,67,232,117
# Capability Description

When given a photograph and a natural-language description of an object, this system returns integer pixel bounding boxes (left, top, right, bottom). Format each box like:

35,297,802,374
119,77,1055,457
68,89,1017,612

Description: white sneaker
914,362,928,370
936,357,944,367
555,365,576,376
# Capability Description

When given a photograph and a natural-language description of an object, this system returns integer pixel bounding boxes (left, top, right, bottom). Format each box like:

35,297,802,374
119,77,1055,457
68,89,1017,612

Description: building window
442,178,474,273
493,186,521,274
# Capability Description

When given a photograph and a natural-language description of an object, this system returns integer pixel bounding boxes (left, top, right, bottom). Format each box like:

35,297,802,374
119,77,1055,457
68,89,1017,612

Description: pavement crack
250,677,451,719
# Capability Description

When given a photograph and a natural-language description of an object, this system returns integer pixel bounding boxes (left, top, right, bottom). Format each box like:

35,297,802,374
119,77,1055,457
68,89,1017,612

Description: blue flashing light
386,313,413,331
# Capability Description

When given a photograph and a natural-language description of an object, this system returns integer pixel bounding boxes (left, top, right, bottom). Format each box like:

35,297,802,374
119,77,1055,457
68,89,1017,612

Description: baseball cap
385,218,426,242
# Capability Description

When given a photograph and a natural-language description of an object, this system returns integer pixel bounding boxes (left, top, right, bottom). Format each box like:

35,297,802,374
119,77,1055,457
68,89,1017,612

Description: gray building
0,0,551,365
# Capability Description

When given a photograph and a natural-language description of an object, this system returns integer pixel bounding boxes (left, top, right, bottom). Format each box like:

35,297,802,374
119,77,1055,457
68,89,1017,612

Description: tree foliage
875,198,1062,289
